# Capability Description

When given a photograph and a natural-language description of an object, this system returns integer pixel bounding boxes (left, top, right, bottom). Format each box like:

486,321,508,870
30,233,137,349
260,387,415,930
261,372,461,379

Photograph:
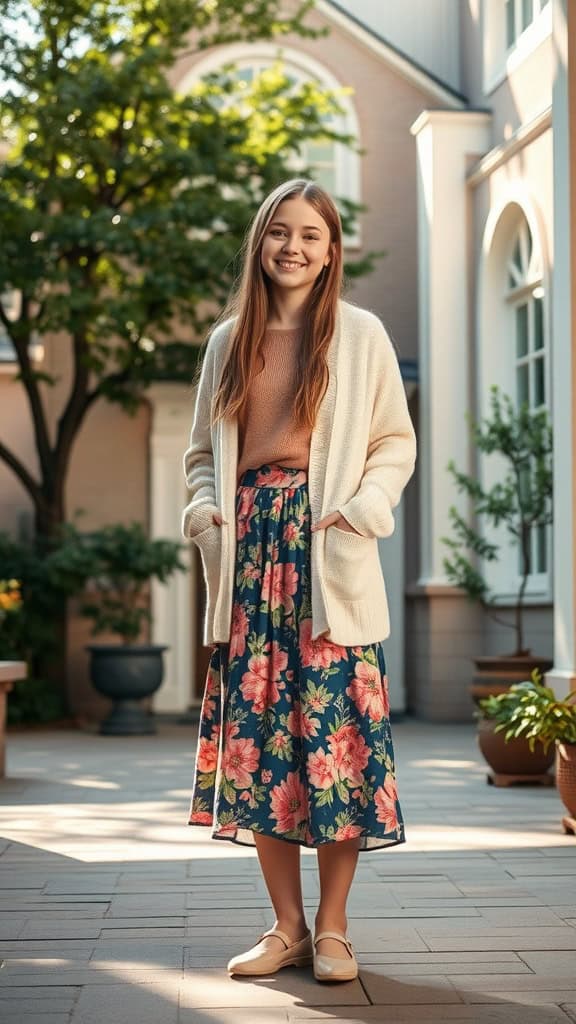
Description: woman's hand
311,511,361,535
212,511,226,526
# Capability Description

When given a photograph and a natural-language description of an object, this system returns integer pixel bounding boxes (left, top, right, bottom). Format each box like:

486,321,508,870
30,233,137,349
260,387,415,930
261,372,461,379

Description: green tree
0,0,372,705
441,386,553,656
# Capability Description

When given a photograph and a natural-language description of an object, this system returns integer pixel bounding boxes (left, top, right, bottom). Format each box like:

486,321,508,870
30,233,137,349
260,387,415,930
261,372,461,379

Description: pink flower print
221,735,260,789
268,729,291,756
307,748,338,790
381,674,390,717
269,640,288,682
334,823,364,841
272,493,283,516
283,521,301,544
255,466,294,487
196,736,218,774
230,603,249,660
224,720,240,742
287,700,320,739
241,561,261,583
299,618,349,670
269,770,308,833
190,810,213,825
327,724,370,786
240,652,283,715
374,774,400,831
261,768,273,784
346,661,386,722
261,561,298,611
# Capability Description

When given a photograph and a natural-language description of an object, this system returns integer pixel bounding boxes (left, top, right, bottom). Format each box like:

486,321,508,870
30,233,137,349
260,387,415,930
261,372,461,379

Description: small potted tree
441,385,553,703
80,522,187,735
476,670,576,816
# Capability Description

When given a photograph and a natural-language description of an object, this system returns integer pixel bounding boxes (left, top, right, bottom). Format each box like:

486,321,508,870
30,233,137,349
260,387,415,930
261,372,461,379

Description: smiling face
260,194,333,297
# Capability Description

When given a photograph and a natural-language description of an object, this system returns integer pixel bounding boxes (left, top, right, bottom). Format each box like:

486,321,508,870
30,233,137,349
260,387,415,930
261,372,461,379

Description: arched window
505,218,550,580
478,195,551,601
178,44,361,246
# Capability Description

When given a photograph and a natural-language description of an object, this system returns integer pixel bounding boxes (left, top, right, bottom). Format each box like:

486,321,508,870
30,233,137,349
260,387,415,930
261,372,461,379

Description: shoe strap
314,930,354,954
259,927,297,949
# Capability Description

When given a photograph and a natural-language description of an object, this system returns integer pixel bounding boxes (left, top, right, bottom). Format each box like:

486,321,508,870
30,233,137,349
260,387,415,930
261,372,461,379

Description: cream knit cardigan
182,299,417,647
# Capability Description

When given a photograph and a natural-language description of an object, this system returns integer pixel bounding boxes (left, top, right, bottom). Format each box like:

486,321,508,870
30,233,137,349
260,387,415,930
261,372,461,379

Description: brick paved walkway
0,719,575,1023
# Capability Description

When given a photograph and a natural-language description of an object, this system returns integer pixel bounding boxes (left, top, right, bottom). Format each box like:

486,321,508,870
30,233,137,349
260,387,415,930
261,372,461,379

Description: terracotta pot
472,654,554,704
555,741,576,816
477,717,555,776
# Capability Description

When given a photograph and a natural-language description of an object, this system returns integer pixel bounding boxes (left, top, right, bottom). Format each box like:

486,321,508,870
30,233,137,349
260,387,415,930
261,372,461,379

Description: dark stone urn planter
85,643,169,735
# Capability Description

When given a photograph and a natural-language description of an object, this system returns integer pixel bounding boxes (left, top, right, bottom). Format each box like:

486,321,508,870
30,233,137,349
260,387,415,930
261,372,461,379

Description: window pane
534,355,545,407
312,165,336,193
512,234,522,271
0,337,16,361
516,304,528,357
522,0,533,30
517,363,529,406
536,523,547,572
506,0,516,46
534,294,544,349
306,140,335,163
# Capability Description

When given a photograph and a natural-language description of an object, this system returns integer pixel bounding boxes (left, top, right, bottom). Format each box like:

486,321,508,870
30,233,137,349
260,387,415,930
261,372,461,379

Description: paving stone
178,969,369,1008
2,722,576,1022
357,968,464,1004
518,950,576,973
286,1009,575,1022
70,980,179,1023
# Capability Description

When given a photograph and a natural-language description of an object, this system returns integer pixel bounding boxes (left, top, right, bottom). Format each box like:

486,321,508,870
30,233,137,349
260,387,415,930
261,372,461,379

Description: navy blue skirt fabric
188,464,406,851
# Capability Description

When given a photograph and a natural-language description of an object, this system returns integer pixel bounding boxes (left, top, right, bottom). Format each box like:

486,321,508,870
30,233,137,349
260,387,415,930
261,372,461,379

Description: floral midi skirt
188,463,406,852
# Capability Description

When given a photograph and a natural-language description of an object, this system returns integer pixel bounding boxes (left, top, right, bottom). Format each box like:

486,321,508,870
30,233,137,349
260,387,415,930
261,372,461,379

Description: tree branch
0,437,44,509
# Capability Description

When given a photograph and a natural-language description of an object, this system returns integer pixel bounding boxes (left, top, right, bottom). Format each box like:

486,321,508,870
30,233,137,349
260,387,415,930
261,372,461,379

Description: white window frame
505,220,551,592
476,190,552,606
177,43,362,248
483,0,552,96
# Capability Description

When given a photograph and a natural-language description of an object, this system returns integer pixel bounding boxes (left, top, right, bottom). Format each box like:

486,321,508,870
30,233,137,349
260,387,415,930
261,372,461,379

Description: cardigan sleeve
181,334,220,540
337,317,417,539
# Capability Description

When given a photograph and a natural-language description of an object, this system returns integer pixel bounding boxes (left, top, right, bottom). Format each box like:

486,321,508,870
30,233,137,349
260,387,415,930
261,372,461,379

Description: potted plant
476,670,576,815
441,385,553,703
79,522,187,735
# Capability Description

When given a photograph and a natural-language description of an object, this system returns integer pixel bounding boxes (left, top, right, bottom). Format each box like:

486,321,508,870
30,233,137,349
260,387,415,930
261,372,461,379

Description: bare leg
253,833,309,952
314,837,360,958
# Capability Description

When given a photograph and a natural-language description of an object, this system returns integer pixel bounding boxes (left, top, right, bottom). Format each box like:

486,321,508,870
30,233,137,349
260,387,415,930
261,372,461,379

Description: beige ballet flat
313,930,359,982
227,926,313,976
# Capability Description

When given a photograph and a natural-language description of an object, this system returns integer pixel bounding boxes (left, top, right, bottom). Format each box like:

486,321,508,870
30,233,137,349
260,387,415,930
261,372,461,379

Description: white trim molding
483,0,553,95
147,382,196,713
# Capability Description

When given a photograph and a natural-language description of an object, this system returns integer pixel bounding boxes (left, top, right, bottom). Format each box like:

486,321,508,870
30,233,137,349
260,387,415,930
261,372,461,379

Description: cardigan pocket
324,526,381,602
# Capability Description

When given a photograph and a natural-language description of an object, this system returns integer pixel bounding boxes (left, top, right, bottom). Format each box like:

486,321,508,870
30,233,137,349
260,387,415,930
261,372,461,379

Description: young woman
182,178,417,983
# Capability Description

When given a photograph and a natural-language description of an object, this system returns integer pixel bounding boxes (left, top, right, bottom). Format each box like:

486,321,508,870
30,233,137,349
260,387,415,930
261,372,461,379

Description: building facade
1,1,574,721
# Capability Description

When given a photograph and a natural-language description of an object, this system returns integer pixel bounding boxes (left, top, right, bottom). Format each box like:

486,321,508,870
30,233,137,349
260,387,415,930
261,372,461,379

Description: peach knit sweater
237,327,311,479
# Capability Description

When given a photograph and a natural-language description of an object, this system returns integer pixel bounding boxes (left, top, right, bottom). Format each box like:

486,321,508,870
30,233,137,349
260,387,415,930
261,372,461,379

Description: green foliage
0,0,372,403
76,521,187,643
440,385,553,652
0,526,97,667
0,528,96,723
476,669,576,755
6,676,66,726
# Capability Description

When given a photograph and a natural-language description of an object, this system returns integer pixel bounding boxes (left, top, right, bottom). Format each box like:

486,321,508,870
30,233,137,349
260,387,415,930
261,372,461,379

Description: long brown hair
211,178,343,429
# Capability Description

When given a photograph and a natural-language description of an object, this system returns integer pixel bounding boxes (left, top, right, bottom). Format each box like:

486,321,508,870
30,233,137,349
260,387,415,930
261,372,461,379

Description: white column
410,110,491,588
148,383,196,713
546,0,576,698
